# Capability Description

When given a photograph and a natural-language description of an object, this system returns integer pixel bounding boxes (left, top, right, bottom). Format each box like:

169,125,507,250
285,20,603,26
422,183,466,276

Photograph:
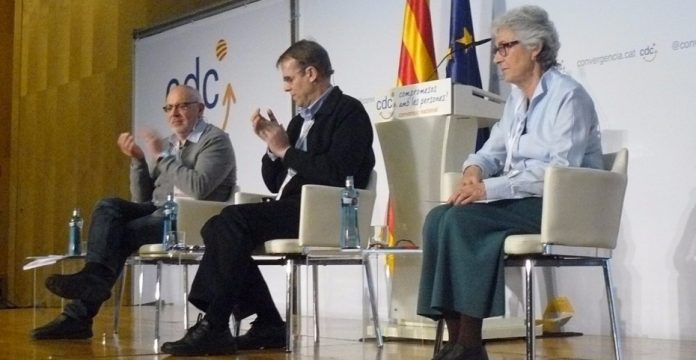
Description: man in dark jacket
161,40,375,356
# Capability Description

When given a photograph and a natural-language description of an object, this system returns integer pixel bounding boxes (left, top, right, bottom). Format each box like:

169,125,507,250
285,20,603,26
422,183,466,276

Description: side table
361,248,429,341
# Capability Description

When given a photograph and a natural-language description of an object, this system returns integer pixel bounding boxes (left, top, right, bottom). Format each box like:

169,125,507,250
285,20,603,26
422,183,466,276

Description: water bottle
340,176,361,249
162,193,178,250
67,208,83,256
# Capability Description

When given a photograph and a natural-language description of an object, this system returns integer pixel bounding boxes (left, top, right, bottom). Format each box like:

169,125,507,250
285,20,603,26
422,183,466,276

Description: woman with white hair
417,5,603,360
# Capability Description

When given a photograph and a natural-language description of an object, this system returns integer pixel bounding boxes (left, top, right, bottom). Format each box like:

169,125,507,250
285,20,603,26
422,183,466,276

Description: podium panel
374,80,505,339
376,115,480,247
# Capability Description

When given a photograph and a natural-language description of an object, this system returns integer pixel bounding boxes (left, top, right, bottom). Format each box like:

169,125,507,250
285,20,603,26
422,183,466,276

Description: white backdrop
134,0,290,195
133,0,696,341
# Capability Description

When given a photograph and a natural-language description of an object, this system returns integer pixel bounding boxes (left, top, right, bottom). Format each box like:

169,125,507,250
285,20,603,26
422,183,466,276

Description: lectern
373,78,527,340
377,79,503,247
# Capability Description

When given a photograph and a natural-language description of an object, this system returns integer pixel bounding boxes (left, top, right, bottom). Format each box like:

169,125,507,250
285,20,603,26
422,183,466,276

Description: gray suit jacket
129,122,236,204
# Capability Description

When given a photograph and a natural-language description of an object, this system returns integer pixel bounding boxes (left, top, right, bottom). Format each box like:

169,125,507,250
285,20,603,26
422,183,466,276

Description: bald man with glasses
32,84,237,341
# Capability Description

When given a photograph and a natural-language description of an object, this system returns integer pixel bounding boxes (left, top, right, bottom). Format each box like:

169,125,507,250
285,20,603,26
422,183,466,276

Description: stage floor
1,305,694,359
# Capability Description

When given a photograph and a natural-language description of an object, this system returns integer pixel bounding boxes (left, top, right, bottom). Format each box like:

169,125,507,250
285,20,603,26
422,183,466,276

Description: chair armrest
298,184,376,249
234,192,272,204
175,197,232,246
541,166,627,249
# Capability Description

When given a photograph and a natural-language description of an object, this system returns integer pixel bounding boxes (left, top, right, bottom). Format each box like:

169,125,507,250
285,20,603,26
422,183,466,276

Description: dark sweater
261,86,375,198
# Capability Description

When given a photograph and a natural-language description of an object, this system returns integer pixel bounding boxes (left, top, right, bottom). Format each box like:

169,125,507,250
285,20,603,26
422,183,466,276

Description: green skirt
417,198,542,320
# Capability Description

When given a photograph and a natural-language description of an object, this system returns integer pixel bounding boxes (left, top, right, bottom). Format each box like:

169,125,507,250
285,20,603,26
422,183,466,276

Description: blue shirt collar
514,68,557,115
532,68,556,101
297,86,334,121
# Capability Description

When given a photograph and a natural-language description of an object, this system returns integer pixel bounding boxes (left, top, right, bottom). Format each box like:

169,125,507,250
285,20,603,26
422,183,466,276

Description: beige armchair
435,148,628,360
174,196,234,246
113,194,234,338
234,171,383,352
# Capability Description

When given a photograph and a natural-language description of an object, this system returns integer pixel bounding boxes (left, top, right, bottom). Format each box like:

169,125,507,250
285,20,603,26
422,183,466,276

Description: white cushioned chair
113,194,234,339
234,171,383,352
434,148,628,360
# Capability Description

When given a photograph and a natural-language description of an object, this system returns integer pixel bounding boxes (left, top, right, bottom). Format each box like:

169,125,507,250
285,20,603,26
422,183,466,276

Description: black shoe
161,315,237,356
45,271,111,303
433,343,454,360
441,344,489,360
31,314,93,340
237,321,286,350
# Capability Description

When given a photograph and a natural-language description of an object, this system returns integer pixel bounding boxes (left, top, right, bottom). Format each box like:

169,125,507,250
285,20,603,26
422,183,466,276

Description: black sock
203,314,230,331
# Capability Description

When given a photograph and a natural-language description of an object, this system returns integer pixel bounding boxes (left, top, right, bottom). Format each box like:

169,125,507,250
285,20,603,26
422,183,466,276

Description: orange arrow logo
221,82,236,131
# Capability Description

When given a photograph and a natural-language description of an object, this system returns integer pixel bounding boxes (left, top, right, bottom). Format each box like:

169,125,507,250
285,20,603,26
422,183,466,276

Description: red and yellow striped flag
387,0,437,262
397,0,438,86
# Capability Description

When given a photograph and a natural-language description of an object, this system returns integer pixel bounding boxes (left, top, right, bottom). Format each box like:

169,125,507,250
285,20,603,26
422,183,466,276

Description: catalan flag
397,0,437,86
388,0,437,257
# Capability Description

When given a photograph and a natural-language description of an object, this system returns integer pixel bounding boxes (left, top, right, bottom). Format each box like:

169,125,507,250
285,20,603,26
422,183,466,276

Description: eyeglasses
162,101,199,113
492,40,520,57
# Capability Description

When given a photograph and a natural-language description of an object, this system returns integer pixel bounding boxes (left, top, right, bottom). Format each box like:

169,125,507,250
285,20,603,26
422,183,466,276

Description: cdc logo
375,96,394,120
163,39,236,130
166,57,220,109
640,43,657,62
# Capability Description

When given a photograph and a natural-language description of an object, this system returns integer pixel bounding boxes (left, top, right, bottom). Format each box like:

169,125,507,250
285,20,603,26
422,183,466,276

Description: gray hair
166,84,203,104
178,84,203,104
492,5,560,70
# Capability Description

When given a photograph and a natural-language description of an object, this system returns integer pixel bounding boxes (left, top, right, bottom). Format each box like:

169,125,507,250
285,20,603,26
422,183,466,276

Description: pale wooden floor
3,305,696,360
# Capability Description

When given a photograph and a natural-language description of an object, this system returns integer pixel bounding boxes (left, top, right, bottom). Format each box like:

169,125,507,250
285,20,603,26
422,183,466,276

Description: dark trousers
64,198,160,319
188,197,301,328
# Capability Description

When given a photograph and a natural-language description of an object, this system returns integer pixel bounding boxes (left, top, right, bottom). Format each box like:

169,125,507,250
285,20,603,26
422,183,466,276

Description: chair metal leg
362,257,384,347
312,264,320,343
155,261,162,340
524,258,535,360
603,260,623,360
285,259,295,353
292,262,301,339
112,266,127,334
136,264,144,327
433,318,445,357
183,264,189,329
233,316,241,337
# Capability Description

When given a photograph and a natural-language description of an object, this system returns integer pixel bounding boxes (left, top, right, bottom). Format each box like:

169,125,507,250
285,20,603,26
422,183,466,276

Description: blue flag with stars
446,0,489,150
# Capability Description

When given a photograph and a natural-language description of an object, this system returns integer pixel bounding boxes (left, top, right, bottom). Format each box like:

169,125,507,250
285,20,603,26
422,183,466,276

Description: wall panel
0,0,15,296
7,0,230,306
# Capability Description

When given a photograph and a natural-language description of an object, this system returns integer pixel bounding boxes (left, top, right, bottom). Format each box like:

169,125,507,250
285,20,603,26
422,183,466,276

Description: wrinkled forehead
494,27,517,44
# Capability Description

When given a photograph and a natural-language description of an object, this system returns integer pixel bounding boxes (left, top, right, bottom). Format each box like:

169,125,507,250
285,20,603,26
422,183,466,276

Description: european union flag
446,0,489,150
